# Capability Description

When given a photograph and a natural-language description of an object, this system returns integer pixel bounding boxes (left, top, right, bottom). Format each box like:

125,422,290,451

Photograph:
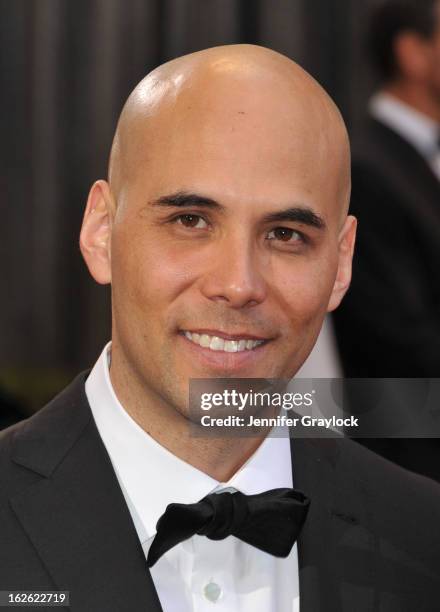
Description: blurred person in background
333,0,440,480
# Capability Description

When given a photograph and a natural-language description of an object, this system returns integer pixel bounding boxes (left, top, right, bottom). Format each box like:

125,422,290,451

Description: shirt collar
86,343,293,542
369,92,439,161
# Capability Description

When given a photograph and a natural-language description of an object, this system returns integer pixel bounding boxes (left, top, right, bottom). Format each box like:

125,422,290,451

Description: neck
109,344,268,482
384,81,440,123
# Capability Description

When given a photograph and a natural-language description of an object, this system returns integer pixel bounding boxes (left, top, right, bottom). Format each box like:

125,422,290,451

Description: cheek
431,43,440,78
110,227,199,322
273,253,337,325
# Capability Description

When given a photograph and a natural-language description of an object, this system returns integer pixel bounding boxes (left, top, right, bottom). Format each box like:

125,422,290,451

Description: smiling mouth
181,330,268,353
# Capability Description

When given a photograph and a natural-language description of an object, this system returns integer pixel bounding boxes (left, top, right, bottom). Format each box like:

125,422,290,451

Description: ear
327,215,357,313
79,180,115,285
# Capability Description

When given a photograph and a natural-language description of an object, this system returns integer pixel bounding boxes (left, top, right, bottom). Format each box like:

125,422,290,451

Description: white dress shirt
370,92,440,181
86,343,300,612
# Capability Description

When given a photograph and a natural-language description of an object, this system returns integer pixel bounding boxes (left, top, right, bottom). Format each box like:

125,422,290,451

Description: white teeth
210,336,225,351
183,331,264,352
224,340,238,353
200,334,211,348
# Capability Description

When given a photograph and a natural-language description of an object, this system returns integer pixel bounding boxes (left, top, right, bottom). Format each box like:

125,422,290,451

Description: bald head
108,44,350,222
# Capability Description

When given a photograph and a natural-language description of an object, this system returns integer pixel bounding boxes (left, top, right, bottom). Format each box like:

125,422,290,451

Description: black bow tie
147,487,310,567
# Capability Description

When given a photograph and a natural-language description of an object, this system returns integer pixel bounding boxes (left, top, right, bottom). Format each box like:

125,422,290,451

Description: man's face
106,72,352,416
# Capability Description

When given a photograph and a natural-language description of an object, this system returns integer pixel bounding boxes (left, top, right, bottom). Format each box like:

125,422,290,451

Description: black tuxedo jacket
1,373,440,611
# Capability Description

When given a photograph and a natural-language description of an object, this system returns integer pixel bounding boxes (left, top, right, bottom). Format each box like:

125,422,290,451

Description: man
1,45,439,611
334,0,440,375
333,0,440,481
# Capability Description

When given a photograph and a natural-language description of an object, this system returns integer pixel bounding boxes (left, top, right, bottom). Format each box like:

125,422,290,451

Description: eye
175,214,208,229
267,227,304,243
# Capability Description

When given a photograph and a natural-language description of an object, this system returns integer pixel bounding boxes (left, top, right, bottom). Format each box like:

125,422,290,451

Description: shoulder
340,436,440,500
299,434,440,506
0,372,91,496
338,438,440,547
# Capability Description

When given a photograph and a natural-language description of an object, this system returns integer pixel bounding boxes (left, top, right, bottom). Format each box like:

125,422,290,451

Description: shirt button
203,581,222,603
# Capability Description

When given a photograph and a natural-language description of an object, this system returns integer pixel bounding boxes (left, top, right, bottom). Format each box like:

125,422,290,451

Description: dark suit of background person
0,372,440,612
333,0,440,482
0,387,27,430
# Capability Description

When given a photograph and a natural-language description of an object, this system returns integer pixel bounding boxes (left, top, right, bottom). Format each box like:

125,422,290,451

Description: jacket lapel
9,373,163,612
292,437,376,612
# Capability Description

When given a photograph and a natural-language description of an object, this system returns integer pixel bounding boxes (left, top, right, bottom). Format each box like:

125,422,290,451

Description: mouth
181,330,269,353
177,328,274,374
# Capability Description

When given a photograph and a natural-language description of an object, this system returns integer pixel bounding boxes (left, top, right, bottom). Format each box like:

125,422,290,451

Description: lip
180,329,270,341
178,331,272,373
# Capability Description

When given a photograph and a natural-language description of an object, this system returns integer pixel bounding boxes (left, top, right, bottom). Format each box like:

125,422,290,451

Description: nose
199,236,268,309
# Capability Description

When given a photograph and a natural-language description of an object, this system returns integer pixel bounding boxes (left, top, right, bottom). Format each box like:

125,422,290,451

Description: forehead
123,73,348,226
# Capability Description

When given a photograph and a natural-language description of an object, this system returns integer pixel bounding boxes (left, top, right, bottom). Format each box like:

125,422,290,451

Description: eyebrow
151,190,326,230
152,191,224,211
262,208,326,230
